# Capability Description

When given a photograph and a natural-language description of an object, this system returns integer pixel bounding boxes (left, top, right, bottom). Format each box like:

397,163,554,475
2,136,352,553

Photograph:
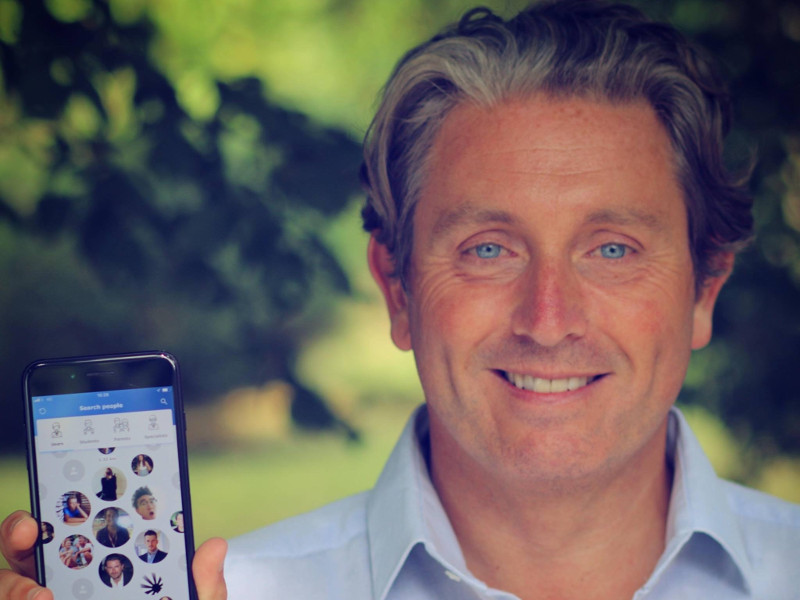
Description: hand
1,511,229,600
0,511,53,600
192,537,228,600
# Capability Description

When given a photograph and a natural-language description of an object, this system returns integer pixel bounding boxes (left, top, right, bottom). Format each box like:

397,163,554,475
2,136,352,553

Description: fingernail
9,514,28,532
28,587,44,600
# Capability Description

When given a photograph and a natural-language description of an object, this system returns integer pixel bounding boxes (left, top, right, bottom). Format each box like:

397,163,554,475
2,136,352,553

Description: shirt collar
367,406,473,599
367,405,755,598
658,407,754,592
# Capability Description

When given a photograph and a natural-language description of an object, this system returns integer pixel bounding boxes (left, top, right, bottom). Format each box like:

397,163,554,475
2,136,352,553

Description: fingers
0,569,53,600
0,511,51,600
192,538,228,600
2,513,228,600
0,570,53,600
0,512,39,579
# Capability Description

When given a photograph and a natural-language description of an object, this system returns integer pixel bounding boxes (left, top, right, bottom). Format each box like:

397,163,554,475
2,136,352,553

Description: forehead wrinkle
432,202,518,236
489,167,608,178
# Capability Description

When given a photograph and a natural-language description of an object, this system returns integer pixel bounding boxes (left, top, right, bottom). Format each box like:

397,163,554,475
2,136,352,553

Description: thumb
192,538,227,600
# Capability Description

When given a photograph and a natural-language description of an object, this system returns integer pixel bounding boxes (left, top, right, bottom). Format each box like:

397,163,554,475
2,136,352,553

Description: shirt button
444,570,462,582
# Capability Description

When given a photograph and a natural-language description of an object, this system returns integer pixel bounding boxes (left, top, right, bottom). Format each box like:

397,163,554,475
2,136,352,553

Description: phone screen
24,353,196,600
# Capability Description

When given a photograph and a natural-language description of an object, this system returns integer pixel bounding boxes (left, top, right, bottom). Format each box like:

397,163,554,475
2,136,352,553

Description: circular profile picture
98,447,115,455
92,506,133,548
132,485,159,521
99,553,133,588
131,485,158,521
58,491,90,525
135,529,169,564
40,521,54,544
170,511,184,534
58,534,93,569
131,454,154,476
93,465,127,501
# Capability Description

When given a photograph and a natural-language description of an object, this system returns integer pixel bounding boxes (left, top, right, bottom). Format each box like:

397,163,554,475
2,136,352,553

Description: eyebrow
431,203,667,237
584,207,666,232
432,203,517,236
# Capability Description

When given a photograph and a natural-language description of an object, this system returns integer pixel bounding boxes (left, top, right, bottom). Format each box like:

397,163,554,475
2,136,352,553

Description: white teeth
567,377,585,391
533,378,551,393
506,372,590,393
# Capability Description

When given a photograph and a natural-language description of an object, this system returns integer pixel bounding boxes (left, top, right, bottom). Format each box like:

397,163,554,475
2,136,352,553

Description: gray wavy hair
361,0,753,293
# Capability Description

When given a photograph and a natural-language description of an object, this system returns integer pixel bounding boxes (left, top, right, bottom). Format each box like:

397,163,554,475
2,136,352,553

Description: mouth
500,370,604,393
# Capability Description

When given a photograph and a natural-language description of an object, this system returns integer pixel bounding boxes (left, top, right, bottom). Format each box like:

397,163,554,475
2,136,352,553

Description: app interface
31,387,190,599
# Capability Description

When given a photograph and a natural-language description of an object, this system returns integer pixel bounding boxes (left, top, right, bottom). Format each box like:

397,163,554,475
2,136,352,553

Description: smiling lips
502,371,601,393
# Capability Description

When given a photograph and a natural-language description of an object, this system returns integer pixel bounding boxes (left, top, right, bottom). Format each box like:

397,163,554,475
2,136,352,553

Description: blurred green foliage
659,0,800,466
0,0,364,447
0,0,798,471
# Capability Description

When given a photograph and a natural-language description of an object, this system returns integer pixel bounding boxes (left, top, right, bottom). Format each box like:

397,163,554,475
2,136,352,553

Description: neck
430,420,672,600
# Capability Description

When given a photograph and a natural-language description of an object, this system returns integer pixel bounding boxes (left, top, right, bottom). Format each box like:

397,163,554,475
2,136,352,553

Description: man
138,530,168,564
96,507,130,548
1,2,799,599
99,554,132,589
133,486,158,520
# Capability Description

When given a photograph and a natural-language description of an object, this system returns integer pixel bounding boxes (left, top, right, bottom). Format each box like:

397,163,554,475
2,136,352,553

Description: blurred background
1,0,799,561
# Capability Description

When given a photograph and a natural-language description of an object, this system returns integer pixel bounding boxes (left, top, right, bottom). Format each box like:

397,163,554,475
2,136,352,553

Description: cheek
589,277,696,403
626,293,695,394
409,274,507,353
593,264,696,339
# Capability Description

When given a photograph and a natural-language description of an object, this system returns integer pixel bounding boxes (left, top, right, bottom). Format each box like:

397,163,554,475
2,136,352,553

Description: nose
510,257,588,346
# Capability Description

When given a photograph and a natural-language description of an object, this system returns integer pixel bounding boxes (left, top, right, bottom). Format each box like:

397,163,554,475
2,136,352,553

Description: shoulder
225,492,373,598
227,491,370,559
723,480,800,527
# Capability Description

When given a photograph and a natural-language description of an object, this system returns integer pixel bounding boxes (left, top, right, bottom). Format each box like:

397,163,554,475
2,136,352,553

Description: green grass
188,402,410,542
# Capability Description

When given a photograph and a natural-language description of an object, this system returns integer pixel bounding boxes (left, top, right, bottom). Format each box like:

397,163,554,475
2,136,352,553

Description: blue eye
599,243,628,259
474,243,502,259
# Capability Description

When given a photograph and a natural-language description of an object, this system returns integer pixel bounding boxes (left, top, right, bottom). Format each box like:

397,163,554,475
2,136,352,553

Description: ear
367,234,412,351
691,252,733,350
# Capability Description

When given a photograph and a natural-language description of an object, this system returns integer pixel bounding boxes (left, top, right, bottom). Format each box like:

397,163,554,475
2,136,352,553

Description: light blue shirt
225,406,800,599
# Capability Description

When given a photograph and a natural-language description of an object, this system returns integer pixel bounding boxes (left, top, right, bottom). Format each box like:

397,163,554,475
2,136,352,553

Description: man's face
105,559,122,582
136,494,157,520
374,97,728,488
67,497,77,511
145,534,158,552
